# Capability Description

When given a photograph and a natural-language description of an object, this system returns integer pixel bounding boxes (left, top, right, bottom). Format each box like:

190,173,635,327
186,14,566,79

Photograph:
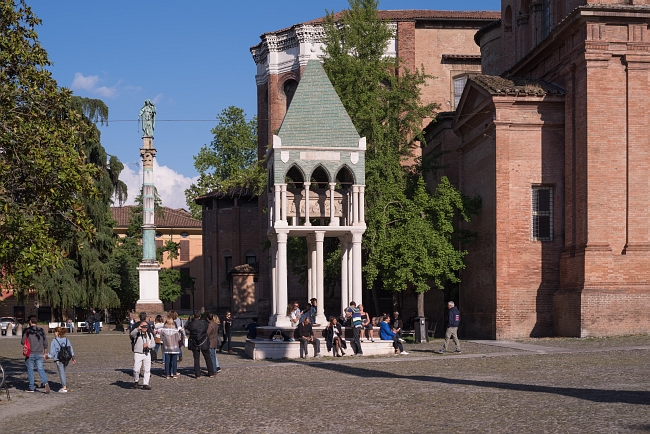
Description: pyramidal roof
278,58,360,147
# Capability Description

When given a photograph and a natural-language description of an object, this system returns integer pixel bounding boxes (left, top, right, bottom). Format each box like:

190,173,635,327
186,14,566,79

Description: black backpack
57,338,73,366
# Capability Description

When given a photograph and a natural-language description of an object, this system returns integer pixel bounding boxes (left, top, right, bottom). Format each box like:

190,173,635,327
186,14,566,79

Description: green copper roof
278,59,360,147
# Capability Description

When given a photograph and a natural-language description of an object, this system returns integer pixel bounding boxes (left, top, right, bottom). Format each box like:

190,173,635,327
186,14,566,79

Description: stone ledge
245,338,395,360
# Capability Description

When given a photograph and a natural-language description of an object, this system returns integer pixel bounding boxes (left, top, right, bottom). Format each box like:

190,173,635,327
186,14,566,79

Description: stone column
352,185,360,224
281,183,288,222
315,231,327,324
347,233,353,304
274,184,281,224
269,237,278,326
136,135,162,314
351,231,363,304
275,231,290,326
306,234,315,301
339,235,349,314
358,186,365,224
304,182,311,226
329,182,338,226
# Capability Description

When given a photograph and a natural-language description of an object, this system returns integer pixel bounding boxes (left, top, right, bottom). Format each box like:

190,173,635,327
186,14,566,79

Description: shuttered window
180,240,190,262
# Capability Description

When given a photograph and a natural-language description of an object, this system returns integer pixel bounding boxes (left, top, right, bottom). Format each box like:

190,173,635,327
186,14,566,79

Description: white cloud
71,72,119,98
71,73,98,91
118,161,198,210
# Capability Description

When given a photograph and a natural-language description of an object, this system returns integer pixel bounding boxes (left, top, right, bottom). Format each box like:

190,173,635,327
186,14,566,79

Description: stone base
133,302,165,320
245,337,395,360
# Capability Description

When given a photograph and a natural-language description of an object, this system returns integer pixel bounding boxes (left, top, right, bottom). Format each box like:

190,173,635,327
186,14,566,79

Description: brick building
112,206,203,313
424,0,650,338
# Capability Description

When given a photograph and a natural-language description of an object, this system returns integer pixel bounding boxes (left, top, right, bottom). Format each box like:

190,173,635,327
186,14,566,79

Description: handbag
271,330,284,341
23,331,31,357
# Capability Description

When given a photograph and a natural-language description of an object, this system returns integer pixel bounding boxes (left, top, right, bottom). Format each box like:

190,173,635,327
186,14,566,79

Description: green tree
322,0,478,316
185,105,265,219
0,1,100,294
34,97,128,311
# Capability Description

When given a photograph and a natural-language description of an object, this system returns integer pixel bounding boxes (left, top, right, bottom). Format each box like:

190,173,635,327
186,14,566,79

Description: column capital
314,231,325,242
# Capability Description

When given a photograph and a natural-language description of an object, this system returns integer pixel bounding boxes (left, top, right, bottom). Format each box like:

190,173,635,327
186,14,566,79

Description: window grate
532,185,553,241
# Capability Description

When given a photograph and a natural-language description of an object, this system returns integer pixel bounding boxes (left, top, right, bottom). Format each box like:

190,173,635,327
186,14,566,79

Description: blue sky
30,0,500,208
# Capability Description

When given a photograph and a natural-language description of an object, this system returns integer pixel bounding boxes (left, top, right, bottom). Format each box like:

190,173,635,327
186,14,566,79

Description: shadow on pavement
302,360,650,406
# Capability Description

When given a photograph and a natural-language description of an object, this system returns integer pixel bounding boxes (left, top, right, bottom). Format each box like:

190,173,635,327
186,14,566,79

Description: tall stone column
136,100,163,315
315,231,326,324
351,231,363,304
269,237,278,326
339,235,349,315
274,231,290,326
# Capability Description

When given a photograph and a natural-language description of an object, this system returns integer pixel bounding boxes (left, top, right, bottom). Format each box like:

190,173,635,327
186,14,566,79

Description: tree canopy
322,0,479,315
0,1,100,293
185,105,265,219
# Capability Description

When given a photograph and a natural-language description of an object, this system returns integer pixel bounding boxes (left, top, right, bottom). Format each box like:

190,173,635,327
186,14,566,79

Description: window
180,267,191,289
453,76,468,110
532,186,553,241
225,256,233,273
246,254,257,266
179,240,190,262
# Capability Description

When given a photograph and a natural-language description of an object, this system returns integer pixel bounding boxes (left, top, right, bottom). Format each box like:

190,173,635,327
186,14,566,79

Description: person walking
218,311,233,354
347,301,364,355
185,310,215,378
47,327,76,392
130,320,155,389
437,301,461,354
206,313,222,374
21,315,50,393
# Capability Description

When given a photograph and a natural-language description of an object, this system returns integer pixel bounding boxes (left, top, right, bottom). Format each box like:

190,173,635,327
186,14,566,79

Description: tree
0,1,100,295
33,97,129,312
185,106,265,219
322,0,478,316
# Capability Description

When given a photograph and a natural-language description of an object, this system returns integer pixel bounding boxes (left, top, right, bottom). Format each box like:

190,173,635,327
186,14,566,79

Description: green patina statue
139,99,156,137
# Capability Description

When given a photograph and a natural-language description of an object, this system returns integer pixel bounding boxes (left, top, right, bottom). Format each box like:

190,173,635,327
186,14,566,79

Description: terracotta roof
469,75,566,96
111,206,201,228
194,187,256,203
260,10,501,37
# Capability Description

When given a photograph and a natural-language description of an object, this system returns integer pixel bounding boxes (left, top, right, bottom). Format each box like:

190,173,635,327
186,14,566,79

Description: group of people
130,309,240,390
20,316,76,393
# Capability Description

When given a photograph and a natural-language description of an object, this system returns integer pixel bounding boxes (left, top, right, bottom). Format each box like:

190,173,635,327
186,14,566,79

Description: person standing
160,319,181,379
21,315,50,393
206,313,222,374
185,310,215,378
379,315,408,355
359,304,374,342
347,301,364,355
130,320,155,389
437,301,461,354
218,311,233,354
47,327,76,392
93,309,101,334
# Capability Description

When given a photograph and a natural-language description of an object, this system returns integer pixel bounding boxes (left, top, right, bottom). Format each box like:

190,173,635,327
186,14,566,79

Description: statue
139,99,156,137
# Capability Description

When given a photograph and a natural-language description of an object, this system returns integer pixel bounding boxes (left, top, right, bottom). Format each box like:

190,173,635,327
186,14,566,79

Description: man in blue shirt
347,301,364,355
437,301,461,354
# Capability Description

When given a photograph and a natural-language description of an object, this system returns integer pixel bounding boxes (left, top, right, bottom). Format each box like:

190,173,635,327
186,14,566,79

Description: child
47,326,76,392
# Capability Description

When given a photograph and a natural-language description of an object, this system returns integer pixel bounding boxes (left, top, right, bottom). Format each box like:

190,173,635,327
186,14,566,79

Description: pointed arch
285,164,306,189
310,165,330,190
334,164,355,189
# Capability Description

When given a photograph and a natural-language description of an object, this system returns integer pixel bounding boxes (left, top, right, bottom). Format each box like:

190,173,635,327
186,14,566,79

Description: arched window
283,79,298,111
335,166,355,189
285,165,305,189
504,5,513,32
310,165,330,190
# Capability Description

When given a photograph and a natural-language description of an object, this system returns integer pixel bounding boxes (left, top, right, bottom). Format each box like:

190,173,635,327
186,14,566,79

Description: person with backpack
47,326,76,392
21,315,50,393
437,301,461,354
130,320,155,389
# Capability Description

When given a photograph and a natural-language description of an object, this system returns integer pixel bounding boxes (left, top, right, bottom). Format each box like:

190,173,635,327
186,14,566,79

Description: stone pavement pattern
0,331,648,433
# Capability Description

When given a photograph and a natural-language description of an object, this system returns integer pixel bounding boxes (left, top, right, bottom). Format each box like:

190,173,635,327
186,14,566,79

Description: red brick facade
432,1,650,338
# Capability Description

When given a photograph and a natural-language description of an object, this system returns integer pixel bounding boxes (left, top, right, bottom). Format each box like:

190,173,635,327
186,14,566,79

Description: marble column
275,231,290,326
274,184,281,224
306,234,315,301
304,182,311,226
340,235,349,315
358,186,365,224
329,182,338,226
352,185,359,224
315,231,326,324
280,183,287,223
269,237,278,326
351,231,363,304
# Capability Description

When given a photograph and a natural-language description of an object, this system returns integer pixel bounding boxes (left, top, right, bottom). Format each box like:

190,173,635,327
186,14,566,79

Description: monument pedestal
135,261,163,317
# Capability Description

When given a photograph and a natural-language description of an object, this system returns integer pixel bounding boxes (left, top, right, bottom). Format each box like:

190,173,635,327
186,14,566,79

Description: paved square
0,331,648,433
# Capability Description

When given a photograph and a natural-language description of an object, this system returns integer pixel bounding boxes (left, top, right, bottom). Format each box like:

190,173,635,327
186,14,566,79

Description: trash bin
414,317,429,343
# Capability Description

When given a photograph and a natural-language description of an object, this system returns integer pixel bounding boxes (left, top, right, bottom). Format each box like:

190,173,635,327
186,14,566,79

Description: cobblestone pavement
0,331,648,433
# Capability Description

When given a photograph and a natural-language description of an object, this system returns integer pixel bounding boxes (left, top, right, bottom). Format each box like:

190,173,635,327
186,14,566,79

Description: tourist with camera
130,320,155,390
